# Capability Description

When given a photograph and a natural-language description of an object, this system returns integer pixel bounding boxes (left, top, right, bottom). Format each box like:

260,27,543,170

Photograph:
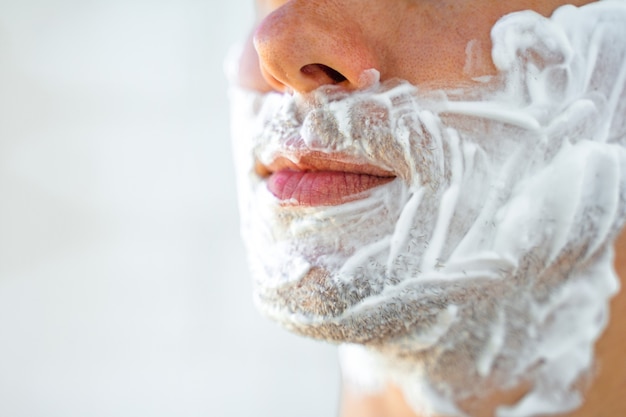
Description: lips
258,152,396,206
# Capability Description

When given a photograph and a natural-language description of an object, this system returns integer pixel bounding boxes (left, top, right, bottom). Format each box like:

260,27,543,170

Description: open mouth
256,152,396,206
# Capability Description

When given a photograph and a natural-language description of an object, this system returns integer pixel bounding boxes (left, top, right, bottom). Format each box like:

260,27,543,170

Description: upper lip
255,151,396,178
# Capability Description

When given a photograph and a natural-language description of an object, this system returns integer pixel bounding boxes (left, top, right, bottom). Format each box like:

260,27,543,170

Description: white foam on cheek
463,39,494,81
497,250,620,417
420,128,462,272
477,309,506,378
386,187,424,272
228,2,626,416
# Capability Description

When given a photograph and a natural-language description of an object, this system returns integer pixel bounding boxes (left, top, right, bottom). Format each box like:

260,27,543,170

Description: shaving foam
228,1,626,416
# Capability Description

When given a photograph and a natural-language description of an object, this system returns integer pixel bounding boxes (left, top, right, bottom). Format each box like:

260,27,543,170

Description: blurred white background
0,1,339,416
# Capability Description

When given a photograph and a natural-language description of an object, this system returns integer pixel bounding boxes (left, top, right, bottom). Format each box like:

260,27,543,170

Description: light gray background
0,1,340,416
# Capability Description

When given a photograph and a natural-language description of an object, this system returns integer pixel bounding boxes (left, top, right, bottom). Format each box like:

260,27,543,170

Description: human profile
228,1,626,416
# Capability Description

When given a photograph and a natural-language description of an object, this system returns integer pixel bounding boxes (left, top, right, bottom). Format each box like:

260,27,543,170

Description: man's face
229,0,626,414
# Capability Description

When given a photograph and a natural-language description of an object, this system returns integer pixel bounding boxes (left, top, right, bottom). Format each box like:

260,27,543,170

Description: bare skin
239,0,593,92
237,0,625,415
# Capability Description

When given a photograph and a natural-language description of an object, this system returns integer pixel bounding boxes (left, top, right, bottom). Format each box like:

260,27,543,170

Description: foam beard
229,2,626,416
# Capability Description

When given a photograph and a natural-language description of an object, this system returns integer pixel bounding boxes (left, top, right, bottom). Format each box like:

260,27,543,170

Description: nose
252,0,380,94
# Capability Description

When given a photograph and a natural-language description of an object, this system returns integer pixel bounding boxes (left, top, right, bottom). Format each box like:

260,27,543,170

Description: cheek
385,10,499,86
393,34,496,86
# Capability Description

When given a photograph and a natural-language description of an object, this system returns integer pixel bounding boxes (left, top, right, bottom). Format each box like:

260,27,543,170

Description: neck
567,229,626,417
339,230,626,417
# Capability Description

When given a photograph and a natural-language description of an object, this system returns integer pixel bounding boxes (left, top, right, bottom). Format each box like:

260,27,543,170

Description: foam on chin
229,2,626,416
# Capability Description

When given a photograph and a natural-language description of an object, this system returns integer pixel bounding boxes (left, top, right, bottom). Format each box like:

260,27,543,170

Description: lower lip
267,170,395,206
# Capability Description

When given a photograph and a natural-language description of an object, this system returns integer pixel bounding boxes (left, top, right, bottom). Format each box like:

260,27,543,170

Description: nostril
301,63,348,84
